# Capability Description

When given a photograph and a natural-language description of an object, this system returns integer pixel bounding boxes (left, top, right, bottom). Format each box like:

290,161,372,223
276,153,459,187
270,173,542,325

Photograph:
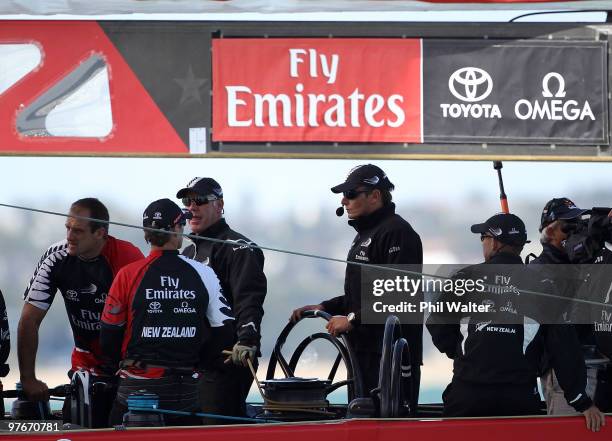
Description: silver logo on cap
489,227,503,236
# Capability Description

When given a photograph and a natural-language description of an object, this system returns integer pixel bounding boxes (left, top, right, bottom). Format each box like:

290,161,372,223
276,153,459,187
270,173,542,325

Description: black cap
143,199,191,230
331,164,395,193
471,213,530,246
539,198,589,232
176,177,223,199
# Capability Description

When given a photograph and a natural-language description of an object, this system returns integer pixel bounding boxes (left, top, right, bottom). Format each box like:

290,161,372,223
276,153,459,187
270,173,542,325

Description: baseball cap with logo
331,164,395,193
539,198,589,232
470,213,530,246
143,199,192,230
176,177,223,199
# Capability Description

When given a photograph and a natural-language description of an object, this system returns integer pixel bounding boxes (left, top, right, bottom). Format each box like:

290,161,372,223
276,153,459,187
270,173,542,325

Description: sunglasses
480,234,494,242
181,196,216,207
343,189,372,200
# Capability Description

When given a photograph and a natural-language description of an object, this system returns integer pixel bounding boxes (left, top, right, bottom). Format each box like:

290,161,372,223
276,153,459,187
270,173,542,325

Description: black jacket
321,203,423,362
182,219,266,347
100,250,234,375
427,252,592,412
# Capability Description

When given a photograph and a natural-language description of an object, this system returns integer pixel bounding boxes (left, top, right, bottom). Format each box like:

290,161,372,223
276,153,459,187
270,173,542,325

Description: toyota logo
66,290,78,300
149,301,161,310
448,67,493,103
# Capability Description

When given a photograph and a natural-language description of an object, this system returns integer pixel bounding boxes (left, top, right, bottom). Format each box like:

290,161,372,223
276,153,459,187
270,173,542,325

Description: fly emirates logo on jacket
145,276,196,300
213,38,423,143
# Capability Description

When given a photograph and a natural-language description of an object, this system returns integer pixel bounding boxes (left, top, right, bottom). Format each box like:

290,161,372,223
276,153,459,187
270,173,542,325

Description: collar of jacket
539,243,570,264
149,249,180,257
485,252,524,264
193,218,229,241
348,203,396,233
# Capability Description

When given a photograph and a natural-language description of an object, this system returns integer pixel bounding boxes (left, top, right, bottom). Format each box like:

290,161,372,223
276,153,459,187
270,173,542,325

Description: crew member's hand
583,404,605,432
21,377,49,402
224,343,257,367
290,304,323,323
326,316,353,337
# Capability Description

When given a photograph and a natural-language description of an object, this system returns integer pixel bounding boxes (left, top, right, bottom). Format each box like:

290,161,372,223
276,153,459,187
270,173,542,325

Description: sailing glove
230,343,257,367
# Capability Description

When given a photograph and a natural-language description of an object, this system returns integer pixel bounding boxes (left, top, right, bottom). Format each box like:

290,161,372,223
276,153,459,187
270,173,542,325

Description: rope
1,201,612,309
126,406,279,424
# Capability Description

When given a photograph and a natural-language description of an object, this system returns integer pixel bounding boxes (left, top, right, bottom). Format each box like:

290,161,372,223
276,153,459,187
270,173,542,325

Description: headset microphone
336,206,344,217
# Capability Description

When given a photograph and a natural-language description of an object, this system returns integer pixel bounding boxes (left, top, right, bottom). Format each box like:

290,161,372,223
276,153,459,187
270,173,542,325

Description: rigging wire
0,201,422,276
2,201,612,310
508,9,606,23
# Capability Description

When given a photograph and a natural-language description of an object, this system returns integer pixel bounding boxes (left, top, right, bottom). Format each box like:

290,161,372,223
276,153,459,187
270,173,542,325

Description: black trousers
109,375,200,427
595,367,612,412
442,379,542,418
356,351,421,416
198,362,256,425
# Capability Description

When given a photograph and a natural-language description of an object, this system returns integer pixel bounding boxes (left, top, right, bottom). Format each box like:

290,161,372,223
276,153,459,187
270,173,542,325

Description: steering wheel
389,337,411,417
266,310,365,401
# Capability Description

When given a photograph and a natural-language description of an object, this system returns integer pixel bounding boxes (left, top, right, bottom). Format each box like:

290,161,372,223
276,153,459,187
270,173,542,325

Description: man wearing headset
291,164,423,415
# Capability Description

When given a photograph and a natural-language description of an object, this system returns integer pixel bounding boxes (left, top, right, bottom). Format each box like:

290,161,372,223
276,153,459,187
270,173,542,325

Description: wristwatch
347,312,356,324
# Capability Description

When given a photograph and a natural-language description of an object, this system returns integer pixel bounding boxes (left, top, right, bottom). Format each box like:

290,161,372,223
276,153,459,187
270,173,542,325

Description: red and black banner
0,21,215,155
0,21,608,157
0,21,192,155
213,38,607,146
212,39,422,143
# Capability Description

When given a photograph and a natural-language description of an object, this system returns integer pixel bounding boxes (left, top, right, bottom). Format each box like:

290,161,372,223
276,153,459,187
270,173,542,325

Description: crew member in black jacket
177,177,266,422
291,164,423,413
528,198,596,415
427,213,604,432
536,201,612,413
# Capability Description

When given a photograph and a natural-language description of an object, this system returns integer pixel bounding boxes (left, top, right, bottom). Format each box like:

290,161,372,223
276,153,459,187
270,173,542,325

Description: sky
0,157,610,223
